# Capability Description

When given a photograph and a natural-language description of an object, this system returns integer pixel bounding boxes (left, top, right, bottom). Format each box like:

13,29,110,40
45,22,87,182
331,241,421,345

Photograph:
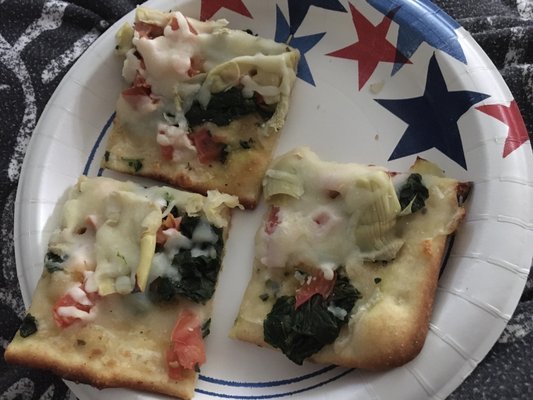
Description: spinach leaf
179,215,200,239
148,219,224,304
185,87,275,127
20,314,38,338
170,250,221,303
263,271,360,364
398,173,429,213
44,251,67,273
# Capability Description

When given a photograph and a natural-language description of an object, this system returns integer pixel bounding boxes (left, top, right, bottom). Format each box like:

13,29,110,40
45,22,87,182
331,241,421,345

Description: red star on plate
476,100,530,158
327,3,410,90
200,0,252,21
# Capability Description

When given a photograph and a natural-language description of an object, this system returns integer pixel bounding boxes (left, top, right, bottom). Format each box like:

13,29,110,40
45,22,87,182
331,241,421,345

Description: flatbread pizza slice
5,176,240,400
102,7,300,209
230,147,471,370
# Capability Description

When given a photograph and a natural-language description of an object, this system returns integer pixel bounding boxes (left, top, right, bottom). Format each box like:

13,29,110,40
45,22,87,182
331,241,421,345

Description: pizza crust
230,151,471,370
104,113,280,209
101,8,300,209
5,272,199,399
5,177,237,400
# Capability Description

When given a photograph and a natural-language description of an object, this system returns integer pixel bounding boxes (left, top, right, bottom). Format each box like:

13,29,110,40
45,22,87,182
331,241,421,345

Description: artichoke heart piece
94,191,162,296
352,173,404,262
263,169,304,200
115,23,134,56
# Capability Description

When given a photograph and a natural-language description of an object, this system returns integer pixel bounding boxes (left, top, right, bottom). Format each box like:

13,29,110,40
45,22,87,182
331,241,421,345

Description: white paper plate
14,0,533,399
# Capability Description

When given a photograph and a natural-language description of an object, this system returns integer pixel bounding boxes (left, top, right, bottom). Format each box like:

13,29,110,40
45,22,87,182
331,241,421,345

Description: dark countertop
1,1,532,399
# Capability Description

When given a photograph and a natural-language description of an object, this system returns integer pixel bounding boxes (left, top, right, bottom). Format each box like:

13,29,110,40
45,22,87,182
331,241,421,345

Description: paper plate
14,0,533,399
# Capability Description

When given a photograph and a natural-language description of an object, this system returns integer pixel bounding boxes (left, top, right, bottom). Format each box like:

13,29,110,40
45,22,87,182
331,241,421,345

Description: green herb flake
44,251,66,273
201,318,211,338
374,277,382,284
104,151,110,162
116,251,128,265
20,314,38,338
121,157,143,172
259,293,269,302
239,138,254,149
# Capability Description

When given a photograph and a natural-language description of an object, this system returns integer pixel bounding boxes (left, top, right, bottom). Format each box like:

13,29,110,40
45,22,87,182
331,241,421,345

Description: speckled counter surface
1,1,532,399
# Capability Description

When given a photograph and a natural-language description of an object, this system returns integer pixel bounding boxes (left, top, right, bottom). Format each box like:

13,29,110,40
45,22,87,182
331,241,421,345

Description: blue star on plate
275,6,325,86
375,54,490,169
287,0,346,34
367,0,466,74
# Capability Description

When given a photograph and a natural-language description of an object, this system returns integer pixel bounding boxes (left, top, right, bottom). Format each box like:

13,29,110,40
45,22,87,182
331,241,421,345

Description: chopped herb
121,157,143,172
263,272,360,365
265,279,280,297
201,318,211,338
239,138,255,149
20,314,38,338
163,191,174,204
116,251,127,264
374,277,382,284
220,144,230,164
44,251,66,273
243,28,258,36
104,151,110,162
259,293,270,302
398,173,429,213
194,363,201,373
77,339,86,346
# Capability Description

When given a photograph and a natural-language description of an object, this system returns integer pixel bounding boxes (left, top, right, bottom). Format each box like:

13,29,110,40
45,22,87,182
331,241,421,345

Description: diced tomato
166,309,206,380
122,85,151,98
186,19,198,35
160,144,174,161
121,73,158,110
265,206,280,235
134,21,164,39
187,56,204,77
156,214,182,245
312,211,331,226
52,286,98,328
294,271,336,309
188,128,226,164
170,16,180,31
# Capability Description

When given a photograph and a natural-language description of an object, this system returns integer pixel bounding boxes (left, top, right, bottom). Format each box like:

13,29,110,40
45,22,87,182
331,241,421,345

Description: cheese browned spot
231,147,470,370
5,177,240,400
102,7,300,209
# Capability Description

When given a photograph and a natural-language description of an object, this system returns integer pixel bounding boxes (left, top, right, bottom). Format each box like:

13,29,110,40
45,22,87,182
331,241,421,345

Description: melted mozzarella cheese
47,177,239,298
257,147,403,272
116,7,298,156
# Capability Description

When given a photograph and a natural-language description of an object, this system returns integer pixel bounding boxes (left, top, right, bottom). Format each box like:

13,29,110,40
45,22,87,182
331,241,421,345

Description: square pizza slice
5,176,240,399
102,7,300,209
230,147,471,370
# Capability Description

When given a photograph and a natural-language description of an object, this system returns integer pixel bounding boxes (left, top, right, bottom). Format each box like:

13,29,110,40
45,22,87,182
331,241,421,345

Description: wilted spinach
20,314,38,338
398,173,429,213
263,273,360,365
185,87,275,127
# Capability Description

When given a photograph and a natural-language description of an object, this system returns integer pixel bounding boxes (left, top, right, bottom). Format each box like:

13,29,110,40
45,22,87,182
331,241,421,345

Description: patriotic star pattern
194,0,530,162
477,101,530,158
376,54,490,169
327,3,410,89
367,0,466,74
200,0,252,21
